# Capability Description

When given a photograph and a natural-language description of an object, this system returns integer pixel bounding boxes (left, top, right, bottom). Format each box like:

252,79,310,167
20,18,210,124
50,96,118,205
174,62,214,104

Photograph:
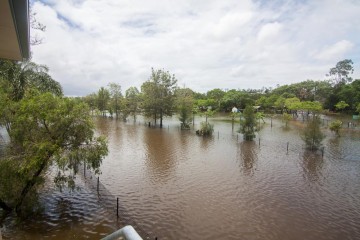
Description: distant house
0,0,30,60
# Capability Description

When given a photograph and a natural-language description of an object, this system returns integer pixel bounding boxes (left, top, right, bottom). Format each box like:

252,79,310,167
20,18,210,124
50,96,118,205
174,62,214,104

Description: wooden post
287,142,289,153
84,162,86,177
258,138,260,146
97,176,99,191
117,198,119,217
271,117,272,128
322,147,324,157
218,131,219,139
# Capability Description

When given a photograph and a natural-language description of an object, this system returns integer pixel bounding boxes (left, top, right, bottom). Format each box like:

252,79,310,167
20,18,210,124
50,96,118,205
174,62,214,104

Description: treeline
84,59,360,125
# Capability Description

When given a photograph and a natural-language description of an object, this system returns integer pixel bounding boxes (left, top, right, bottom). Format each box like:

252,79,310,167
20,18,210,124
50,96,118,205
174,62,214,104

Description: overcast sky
31,0,360,96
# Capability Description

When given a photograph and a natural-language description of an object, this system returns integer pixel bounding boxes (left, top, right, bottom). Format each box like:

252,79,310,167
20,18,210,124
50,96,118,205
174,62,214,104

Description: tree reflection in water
144,129,176,183
238,141,258,176
301,150,324,183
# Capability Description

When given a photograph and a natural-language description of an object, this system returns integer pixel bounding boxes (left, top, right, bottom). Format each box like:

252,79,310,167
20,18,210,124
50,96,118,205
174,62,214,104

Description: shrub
329,120,342,136
301,116,324,150
196,121,214,136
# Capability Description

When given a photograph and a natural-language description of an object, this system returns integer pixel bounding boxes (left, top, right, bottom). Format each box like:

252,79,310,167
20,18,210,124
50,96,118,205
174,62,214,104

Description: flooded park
1,115,360,239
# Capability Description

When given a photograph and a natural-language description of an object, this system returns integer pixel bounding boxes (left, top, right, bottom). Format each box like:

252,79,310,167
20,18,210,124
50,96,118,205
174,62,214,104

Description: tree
335,101,349,112
141,68,177,128
301,116,324,150
357,103,360,113
240,105,257,140
298,101,323,113
282,113,292,127
108,83,122,119
0,93,108,215
175,88,194,129
285,97,301,110
125,87,141,121
84,93,98,115
0,60,62,101
97,87,110,116
328,59,354,85
206,88,225,110
274,96,286,112
329,120,342,136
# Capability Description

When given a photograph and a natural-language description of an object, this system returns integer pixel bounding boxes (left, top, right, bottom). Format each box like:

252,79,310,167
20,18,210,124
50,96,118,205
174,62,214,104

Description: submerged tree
301,116,324,150
0,60,108,216
329,120,342,136
176,88,194,129
141,68,177,128
125,86,141,122
0,93,108,215
240,105,257,141
108,83,122,119
282,113,292,128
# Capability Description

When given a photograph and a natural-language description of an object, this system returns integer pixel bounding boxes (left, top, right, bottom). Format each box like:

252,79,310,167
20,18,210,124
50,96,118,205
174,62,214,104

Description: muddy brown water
1,116,360,239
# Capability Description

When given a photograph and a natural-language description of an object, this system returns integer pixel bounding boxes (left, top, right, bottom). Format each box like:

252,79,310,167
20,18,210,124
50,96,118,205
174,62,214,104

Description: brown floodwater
1,116,360,239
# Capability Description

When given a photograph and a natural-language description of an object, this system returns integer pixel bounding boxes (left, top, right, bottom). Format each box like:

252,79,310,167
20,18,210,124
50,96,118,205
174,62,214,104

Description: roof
0,0,30,60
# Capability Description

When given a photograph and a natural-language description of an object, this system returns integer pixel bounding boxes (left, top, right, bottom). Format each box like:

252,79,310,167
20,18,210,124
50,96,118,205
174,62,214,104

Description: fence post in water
271,117,272,128
218,131,219,139
84,162,86,177
117,197,119,217
287,142,289,153
258,138,260,146
237,134,238,141
322,147,325,157
97,176,99,192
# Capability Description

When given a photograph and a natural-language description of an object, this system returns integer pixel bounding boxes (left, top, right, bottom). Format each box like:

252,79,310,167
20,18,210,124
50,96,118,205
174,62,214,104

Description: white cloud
257,22,282,42
31,0,360,95
313,40,354,61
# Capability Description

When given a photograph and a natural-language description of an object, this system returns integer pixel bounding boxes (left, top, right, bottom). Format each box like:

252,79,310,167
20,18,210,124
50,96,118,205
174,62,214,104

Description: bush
196,121,214,136
240,105,256,141
282,113,292,127
301,116,324,150
329,120,342,136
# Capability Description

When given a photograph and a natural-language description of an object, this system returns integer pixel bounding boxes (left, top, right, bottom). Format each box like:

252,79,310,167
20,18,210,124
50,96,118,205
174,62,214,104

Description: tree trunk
15,158,48,215
0,198,12,212
160,109,163,128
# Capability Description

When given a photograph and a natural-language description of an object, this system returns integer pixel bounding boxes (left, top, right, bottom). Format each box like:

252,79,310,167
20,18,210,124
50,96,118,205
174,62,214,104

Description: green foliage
199,108,216,124
197,121,214,136
357,103,360,113
108,83,122,119
125,86,141,121
329,120,342,136
97,87,110,116
298,101,323,112
274,96,286,110
141,68,177,127
301,116,325,150
335,101,349,111
282,113,292,127
0,60,62,101
176,88,194,129
0,93,108,214
240,105,257,141
328,59,354,85
206,88,225,109
284,97,301,110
